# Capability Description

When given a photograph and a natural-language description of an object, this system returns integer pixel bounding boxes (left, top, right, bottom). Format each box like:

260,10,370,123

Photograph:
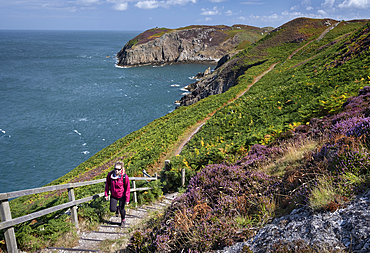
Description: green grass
4,19,370,252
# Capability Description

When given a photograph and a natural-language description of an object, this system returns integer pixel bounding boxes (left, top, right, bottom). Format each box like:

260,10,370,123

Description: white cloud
135,0,160,9
77,0,100,4
290,0,314,13
207,0,227,2
338,0,370,9
205,17,212,21
321,0,335,8
240,1,263,5
200,6,221,15
248,13,282,24
282,11,303,17
291,5,299,10
133,0,196,9
317,9,327,15
40,0,100,11
225,10,234,16
113,2,128,10
166,0,196,4
268,13,279,19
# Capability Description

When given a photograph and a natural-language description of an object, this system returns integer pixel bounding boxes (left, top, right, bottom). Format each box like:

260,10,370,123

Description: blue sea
0,30,214,194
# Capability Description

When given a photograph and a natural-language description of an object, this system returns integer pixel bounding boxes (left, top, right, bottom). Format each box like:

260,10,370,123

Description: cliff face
116,25,268,67
177,56,268,106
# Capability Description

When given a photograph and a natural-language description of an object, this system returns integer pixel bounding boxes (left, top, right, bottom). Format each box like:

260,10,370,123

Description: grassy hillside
125,19,370,252
2,18,369,251
124,24,270,50
171,19,369,173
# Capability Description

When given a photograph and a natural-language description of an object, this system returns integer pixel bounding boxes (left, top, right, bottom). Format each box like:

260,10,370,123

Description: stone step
44,192,178,252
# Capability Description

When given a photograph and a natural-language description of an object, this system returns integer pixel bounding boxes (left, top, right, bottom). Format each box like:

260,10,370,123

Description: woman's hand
105,196,109,201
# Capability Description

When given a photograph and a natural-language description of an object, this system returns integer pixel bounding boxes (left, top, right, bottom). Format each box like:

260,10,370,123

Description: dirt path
170,22,338,156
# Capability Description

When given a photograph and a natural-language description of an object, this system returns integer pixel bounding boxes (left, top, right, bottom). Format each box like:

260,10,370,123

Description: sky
0,0,369,31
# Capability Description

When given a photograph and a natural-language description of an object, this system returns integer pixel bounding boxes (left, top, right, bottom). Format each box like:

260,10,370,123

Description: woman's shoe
120,220,126,228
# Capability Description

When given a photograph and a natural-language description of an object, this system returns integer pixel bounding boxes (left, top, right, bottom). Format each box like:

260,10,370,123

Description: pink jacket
105,171,131,201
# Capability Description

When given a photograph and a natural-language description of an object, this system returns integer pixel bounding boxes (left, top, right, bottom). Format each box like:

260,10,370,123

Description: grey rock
217,190,370,253
117,27,243,68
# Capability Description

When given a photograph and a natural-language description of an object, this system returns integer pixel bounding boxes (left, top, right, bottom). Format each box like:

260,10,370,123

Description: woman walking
105,161,130,227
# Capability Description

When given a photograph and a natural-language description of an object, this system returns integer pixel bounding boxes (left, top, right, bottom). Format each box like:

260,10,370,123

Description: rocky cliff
116,25,269,67
177,56,266,106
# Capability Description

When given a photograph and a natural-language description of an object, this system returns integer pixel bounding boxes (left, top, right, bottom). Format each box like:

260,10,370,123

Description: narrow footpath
172,21,338,155
42,193,178,253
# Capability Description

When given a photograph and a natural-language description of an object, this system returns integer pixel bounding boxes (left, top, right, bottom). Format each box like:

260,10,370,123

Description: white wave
82,151,90,155
180,88,188,92
115,64,128,69
79,55,92,59
171,84,180,87
0,129,5,134
182,92,191,95
82,143,87,146
74,130,82,135
79,118,88,122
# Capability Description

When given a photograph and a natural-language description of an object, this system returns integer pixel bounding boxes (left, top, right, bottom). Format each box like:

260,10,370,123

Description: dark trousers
109,195,126,220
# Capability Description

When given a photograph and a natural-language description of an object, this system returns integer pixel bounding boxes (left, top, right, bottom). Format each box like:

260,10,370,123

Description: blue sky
0,0,369,30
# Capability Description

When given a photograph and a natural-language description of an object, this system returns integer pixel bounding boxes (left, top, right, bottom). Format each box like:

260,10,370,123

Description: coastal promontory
116,25,271,67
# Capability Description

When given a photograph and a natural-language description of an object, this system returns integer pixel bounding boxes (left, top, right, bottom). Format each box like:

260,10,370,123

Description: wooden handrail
0,176,156,201
0,175,158,253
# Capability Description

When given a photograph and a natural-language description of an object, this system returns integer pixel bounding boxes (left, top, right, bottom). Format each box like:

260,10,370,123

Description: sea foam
74,130,82,136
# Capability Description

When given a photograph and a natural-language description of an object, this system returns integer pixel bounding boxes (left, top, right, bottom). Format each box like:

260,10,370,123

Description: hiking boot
120,220,126,228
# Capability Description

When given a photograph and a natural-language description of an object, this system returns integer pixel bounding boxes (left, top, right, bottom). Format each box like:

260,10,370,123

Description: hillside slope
179,18,340,106
116,25,270,67
4,18,370,252
124,20,370,253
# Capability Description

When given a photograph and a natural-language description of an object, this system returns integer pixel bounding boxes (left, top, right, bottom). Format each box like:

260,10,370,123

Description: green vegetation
2,18,370,251
124,24,268,49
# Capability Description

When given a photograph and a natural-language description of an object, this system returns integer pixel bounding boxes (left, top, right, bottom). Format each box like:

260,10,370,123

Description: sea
0,30,215,194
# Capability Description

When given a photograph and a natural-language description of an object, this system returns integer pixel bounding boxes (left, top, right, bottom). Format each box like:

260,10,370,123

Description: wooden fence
0,174,157,253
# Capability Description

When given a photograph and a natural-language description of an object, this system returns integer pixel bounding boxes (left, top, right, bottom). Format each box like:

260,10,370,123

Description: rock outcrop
178,58,267,106
217,190,370,253
191,67,212,80
116,25,269,67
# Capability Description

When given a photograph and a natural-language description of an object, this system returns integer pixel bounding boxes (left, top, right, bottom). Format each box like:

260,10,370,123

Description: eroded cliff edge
116,25,270,67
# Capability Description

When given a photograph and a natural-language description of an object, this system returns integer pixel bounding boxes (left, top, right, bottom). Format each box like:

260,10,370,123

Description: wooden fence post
165,160,171,171
68,188,79,229
181,168,185,187
0,199,18,253
133,180,137,207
